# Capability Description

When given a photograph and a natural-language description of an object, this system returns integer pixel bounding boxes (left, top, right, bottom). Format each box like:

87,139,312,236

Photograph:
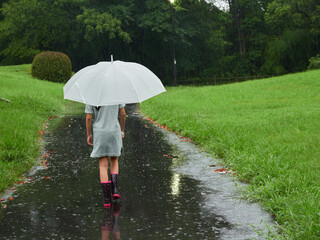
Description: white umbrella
63,57,166,106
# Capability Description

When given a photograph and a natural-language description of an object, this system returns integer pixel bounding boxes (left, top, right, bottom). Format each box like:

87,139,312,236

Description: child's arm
86,113,93,145
119,108,126,138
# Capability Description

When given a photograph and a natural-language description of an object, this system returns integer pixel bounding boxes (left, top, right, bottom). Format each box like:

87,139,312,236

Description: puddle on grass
0,104,232,239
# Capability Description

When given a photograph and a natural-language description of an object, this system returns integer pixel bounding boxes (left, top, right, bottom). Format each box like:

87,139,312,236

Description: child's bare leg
99,157,109,182
100,157,112,208
110,156,121,199
110,157,119,174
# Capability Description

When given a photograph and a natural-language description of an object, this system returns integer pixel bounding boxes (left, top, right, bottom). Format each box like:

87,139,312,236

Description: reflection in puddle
170,173,181,196
101,203,121,240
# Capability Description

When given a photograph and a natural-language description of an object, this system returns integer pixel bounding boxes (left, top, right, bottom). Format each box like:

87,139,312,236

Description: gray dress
85,104,125,158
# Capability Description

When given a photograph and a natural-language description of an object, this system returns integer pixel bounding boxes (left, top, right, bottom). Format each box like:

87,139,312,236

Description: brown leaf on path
0,199,5,202
47,151,57,153
11,188,16,190
212,168,227,173
2,204,7,209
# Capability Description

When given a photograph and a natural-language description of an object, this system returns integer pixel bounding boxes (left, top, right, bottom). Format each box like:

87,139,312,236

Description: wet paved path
0,105,273,239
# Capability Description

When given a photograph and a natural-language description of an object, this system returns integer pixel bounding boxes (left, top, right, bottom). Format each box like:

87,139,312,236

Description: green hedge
308,54,320,70
31,51,72,82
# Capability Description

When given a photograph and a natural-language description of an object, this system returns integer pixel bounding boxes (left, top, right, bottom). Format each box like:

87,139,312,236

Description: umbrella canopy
63,60,166,106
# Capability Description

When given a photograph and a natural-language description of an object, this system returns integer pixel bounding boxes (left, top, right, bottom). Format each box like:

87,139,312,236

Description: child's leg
109,156,118,174
110,157,121,199
99,157,109,182
100,157,112,208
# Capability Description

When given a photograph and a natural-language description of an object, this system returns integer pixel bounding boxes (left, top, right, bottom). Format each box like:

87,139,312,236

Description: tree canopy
0,0,319,84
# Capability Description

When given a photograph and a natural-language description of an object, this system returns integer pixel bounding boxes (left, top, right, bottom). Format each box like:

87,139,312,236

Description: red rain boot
110,173,122,200
101,181,112,208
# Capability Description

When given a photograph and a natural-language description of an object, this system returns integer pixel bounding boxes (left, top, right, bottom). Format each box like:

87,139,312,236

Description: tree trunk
228,0,246,56
238,30,246,56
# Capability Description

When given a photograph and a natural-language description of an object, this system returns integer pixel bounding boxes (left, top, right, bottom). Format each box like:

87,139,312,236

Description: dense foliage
308,54,320,70
31,51,72,83
0,0,319,84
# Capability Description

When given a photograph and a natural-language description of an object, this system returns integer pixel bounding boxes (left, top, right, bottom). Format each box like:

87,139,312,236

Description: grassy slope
140,70,320,239
0,64,79,193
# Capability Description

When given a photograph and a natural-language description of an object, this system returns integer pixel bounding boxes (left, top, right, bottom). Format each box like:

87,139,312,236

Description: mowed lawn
0,65,70,193
140,70,320,239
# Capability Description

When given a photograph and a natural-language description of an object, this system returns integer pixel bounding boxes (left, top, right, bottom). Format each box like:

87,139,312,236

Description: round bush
31,51,72,82
308,54,320,70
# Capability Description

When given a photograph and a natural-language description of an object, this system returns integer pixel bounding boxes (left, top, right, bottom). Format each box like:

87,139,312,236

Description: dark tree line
0,0,319,85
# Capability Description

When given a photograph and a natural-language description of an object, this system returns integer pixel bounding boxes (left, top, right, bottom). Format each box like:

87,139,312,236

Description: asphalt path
0,104,273,239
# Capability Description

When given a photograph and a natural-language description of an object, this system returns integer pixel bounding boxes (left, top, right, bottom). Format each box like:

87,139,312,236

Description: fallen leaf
213,168,227,174
214,168,227,172
0,199,5,202
11,188,16,190
9,197,14,201
2,204,7,209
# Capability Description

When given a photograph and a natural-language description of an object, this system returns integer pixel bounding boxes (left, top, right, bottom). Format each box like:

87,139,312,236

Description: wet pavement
0,104,273,239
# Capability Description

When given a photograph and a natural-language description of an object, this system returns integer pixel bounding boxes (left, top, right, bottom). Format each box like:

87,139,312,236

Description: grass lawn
0,64,81,193
140,70,320,239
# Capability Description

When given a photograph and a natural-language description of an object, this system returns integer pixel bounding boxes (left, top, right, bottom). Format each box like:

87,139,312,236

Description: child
85,104,126,208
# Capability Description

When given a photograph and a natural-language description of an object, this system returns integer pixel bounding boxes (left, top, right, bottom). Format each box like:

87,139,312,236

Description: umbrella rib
119,65,142,103
75,82,86,104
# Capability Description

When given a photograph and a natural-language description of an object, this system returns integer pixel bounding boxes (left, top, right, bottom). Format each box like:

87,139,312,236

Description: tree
262,0,320,74
0,0,81,64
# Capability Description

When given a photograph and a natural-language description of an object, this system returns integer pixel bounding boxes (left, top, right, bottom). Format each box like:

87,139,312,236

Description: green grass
0,64,81,193
140,71,320,239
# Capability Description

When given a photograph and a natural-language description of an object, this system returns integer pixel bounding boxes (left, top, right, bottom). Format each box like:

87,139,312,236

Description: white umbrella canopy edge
112,61,166,102
63,62,111,103
63,60,166,106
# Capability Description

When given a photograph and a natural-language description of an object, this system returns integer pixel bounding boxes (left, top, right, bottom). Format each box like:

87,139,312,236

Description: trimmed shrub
308,54,320,70
31,51,72,82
